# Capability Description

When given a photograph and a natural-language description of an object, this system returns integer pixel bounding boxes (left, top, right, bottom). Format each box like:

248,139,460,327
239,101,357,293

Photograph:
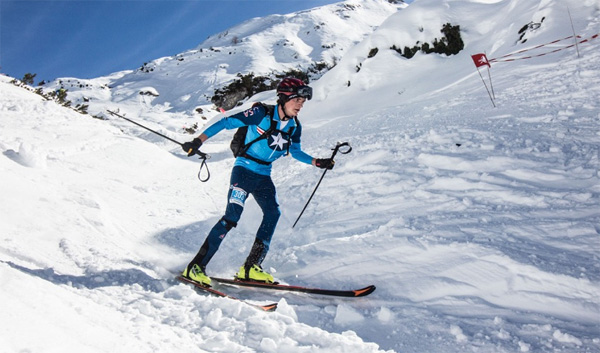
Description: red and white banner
471,53,491,68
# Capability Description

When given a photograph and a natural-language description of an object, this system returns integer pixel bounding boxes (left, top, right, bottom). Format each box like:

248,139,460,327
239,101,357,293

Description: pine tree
22,73,36,86
57,89,68,104
441,23,464,55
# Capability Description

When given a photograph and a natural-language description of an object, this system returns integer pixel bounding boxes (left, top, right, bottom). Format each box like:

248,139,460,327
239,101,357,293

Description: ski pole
107,109,184,146
292,141,352,228
106,109,211,181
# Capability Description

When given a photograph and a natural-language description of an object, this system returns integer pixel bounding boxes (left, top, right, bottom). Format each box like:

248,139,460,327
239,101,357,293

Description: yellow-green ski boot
236,264,274,283
183,264,211,287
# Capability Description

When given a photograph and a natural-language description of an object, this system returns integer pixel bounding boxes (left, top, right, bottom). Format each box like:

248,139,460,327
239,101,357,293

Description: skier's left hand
314,158,335,170
182,138,202,157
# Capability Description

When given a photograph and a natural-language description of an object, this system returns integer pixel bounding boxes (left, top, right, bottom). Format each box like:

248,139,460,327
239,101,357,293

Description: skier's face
284,97,306,117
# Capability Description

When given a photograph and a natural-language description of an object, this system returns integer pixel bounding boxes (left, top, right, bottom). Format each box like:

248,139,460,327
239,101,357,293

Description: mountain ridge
44,0,405,119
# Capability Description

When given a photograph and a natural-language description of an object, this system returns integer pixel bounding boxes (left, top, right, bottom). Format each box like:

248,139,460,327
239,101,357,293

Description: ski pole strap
196,151,211,182
292,141,352,228
330,141,352,159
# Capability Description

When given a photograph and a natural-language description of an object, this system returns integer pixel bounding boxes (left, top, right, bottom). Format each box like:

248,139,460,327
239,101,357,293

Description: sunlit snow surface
1,0,599,352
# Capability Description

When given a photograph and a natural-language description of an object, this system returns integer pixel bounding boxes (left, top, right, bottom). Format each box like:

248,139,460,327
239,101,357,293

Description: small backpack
230,102,276,157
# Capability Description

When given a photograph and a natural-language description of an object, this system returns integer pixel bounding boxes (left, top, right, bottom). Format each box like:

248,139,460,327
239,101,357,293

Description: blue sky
1,0,341,83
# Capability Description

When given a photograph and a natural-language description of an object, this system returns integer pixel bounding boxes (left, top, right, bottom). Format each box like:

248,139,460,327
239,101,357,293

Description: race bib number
229,186,248,207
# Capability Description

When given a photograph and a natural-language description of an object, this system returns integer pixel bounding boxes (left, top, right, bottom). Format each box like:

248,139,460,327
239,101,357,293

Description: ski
211,277,376,298
176,275,278,312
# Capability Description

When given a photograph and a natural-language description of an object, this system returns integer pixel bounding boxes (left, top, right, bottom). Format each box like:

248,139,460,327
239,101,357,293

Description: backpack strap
241,103,276,151
237,103,277,165
283,116,299,156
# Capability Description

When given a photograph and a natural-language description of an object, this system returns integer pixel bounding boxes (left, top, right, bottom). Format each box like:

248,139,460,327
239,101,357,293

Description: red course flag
471,53,491,68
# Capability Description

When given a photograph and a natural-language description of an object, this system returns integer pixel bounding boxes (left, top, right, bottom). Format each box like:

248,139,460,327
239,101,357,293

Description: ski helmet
277,77,312,102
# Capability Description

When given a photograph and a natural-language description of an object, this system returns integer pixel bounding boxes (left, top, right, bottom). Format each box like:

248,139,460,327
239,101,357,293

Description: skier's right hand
314,158,335,170
182,138,202,156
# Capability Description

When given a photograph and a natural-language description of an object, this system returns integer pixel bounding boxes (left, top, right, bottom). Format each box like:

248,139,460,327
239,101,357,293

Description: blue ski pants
195,166,281,269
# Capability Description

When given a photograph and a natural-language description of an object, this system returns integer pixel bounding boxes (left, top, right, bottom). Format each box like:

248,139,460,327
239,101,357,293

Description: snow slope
0,76,390,353
2,0,600,352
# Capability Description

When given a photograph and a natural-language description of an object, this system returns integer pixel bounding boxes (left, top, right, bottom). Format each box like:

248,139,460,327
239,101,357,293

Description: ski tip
260,303,279,312
353,285,376,297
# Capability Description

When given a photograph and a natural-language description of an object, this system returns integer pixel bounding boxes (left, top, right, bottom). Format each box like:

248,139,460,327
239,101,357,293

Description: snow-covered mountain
2,0,599,352
45,0,405,121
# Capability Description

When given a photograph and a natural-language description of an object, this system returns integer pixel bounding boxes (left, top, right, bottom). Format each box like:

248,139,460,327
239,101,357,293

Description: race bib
229,186,248,207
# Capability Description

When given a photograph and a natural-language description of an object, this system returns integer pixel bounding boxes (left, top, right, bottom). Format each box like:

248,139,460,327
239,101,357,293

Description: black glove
182,138,202,157
315,158,335,170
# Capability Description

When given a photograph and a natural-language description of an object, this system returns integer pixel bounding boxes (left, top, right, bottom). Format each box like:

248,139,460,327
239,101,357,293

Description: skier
181,77,335,286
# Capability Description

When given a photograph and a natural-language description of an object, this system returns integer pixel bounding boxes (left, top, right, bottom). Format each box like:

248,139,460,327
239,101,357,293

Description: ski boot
235,264,274,283
182,264,211,287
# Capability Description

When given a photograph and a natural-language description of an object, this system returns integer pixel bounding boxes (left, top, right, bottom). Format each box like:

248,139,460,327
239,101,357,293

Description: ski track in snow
2,0,600,352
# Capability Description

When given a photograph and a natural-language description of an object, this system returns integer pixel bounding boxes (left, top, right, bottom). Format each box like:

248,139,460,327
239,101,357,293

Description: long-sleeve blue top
202,104,314,175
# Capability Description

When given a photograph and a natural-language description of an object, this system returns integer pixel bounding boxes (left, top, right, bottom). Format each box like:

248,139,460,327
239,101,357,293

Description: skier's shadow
154,219,217,253
3,261,165,292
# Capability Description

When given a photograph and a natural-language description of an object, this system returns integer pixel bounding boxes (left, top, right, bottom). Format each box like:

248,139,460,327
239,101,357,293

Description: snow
2,0,600,352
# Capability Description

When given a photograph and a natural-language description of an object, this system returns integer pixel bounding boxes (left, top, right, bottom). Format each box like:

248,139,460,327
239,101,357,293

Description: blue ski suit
192,103,314,270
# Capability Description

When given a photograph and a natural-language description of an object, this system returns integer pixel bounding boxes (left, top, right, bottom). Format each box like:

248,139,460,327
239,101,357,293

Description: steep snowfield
2,0,600,352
